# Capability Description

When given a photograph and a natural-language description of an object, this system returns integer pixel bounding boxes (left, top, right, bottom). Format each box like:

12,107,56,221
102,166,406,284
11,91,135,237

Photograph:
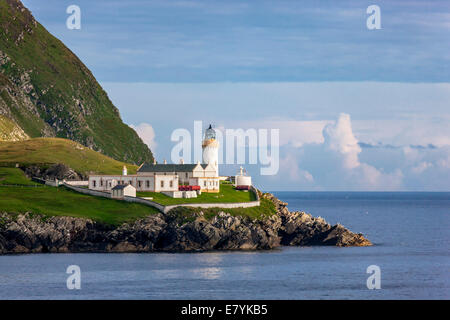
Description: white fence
63,183,111,198
164,200,260,214
64,180,88,186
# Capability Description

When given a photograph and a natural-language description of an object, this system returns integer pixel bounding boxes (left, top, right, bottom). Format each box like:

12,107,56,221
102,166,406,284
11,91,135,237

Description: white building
234,166,252,190
88,124,221,193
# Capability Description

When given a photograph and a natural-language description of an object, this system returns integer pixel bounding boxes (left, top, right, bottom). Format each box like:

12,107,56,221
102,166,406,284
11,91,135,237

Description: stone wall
63,182,261,214
163,200,260,214
122,195,166,213
63,183,111,199
64,180,88,186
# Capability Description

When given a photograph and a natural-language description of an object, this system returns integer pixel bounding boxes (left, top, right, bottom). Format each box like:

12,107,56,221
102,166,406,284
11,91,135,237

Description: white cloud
323,113,361,169
130,123,157,151
268,114,404,191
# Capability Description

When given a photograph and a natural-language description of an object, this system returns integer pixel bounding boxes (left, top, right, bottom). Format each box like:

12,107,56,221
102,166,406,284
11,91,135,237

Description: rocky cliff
0,193,371,254
0,0,153,164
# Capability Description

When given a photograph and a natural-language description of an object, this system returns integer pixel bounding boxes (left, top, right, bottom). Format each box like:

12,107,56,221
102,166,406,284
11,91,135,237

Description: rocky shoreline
0,193,371,254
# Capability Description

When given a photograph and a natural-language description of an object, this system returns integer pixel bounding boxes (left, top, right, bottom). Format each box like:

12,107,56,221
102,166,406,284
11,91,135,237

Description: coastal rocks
265,193,371,247
0,193,371,254
106,214,167,252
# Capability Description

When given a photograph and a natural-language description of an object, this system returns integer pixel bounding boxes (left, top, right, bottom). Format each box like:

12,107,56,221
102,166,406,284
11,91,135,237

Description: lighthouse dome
204,124,216,140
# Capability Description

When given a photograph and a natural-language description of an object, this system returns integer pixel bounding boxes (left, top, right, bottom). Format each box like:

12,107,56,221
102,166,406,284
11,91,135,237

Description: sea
0,192,448,300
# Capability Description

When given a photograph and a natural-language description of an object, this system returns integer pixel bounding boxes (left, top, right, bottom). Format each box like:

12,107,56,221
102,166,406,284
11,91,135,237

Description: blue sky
22,0,450,190
23,0,449,82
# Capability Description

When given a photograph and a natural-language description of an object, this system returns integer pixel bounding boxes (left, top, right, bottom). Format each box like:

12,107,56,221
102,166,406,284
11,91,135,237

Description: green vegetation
0,1,153,164
0,186,159,226
137,183,257,205
0,167,38,186
0,138,137,175
0,166,275,225
168,198,277,223
0,115,28,141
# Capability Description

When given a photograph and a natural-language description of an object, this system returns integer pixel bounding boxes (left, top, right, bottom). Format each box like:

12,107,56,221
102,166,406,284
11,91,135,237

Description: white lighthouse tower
202,124,219,177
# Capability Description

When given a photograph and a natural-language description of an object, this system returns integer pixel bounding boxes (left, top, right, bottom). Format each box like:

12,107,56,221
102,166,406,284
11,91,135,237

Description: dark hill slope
0,0,153,164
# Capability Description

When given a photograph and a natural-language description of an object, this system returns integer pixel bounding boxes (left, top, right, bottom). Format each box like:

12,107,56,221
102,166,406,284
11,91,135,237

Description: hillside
0,168,159,225
0,114,28,141
0,137,137,175
0,0,153,164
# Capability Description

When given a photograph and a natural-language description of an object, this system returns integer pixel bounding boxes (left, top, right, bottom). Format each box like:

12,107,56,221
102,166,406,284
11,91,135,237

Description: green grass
0,167,38,186
0,185,159,226
0,137,137,175
137,183,257,205
0,167,157,225
168,198,277,223
0,167,275,225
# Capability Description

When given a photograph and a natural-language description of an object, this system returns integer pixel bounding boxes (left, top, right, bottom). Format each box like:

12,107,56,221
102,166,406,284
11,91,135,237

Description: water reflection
189,267,222,280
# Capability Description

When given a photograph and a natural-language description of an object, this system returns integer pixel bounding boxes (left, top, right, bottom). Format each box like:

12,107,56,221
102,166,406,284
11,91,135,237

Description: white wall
123,186,136,197
89,175,177,192
198,178,220,192
154,175,178,192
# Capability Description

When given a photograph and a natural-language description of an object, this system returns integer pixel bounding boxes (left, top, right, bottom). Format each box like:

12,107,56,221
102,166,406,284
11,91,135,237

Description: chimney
163,159,167,164
153,159,156,165
180,158,184,164
122,165,127,176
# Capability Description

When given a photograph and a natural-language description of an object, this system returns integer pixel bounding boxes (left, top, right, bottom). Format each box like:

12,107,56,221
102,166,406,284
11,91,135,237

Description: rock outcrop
22,163,85,181
0,193,371,254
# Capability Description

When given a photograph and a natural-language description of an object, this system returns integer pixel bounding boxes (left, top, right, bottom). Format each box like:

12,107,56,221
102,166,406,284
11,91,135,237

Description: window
100,180,103,186
161,180,164,188
138,181,142,188
185,173,188,178
146,180,150,188
93,180,96,188
170,180,173,188
204,181,207,187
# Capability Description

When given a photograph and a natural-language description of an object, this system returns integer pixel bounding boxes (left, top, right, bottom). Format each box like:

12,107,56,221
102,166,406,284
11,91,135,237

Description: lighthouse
202,124,219,177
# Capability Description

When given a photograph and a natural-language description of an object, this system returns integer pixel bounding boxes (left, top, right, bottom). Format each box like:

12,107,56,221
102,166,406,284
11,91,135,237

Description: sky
22,0,450,191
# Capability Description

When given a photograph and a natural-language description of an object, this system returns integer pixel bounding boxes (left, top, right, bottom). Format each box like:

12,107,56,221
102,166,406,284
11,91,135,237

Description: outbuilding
111,184,136,199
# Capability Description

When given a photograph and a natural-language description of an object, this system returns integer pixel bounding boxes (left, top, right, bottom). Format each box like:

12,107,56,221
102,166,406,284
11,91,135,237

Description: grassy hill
0,167,275,224
0,0,153,164
0,167,38,185
0,167,159,225
0,137,137,175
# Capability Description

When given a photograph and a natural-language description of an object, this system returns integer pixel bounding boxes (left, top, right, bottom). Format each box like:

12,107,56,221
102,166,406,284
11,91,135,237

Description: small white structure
161,190,198,198
235,166,252,188
111,184,136,199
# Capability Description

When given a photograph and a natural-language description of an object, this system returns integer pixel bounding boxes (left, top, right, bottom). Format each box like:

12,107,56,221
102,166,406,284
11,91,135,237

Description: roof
112,184,135,190
138,163,208,173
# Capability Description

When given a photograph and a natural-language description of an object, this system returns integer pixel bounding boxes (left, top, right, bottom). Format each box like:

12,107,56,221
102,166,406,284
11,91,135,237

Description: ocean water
0,192,448,300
